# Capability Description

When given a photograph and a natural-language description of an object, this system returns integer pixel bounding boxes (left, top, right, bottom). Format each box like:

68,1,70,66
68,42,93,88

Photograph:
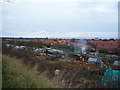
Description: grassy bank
2,55,56,88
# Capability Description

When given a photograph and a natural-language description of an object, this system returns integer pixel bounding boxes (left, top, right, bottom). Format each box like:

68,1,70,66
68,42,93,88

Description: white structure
54,69,60,76
33,48,46,53
88,58,98,64
6,44,14,47
88,58,107,68
14,45,26,50
113,61,120,66
47,48,64,55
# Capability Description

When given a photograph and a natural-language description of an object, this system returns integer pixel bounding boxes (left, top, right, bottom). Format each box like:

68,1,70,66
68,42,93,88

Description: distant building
113,61,120,66
88,58,106,67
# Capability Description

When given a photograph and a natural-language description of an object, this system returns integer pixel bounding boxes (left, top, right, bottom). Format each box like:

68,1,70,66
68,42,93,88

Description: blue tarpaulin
102,68,120,88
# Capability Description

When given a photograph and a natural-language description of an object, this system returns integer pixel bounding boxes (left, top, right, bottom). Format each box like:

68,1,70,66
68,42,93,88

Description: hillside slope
2,55,57,88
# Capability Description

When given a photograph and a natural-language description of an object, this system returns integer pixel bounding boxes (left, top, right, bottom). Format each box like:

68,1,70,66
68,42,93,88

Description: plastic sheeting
102,68,120,88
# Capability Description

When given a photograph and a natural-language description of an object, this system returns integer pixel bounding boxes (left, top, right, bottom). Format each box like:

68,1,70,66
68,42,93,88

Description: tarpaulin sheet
102,68,120,88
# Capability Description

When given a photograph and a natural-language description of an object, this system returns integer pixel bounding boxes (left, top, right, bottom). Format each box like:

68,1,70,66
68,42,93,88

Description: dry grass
2,55,57,88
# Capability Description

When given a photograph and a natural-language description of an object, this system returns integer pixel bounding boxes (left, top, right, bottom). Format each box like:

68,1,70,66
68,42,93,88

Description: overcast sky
1,0,119,38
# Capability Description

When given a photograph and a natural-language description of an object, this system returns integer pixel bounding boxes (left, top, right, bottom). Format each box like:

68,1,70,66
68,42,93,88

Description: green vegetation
99,50,108,54
2,40,59,50
1,40,9,45
2,55,57,88
2,40,48,48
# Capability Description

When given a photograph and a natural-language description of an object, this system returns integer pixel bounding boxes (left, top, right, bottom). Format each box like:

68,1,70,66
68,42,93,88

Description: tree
71,38,76,43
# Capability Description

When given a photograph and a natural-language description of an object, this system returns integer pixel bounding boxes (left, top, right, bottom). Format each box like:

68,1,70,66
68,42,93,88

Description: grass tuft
2,55,56,88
